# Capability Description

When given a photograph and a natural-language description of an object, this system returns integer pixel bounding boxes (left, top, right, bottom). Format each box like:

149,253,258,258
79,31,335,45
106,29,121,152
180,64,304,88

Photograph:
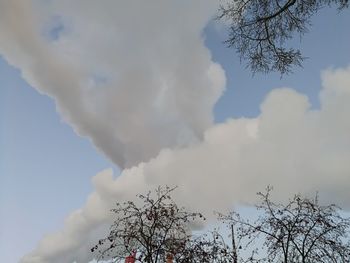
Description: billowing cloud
21,66,350,263
1,0,350,262
0,0,225,168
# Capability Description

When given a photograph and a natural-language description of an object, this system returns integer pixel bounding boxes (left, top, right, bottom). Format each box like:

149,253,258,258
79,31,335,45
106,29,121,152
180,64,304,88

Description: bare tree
218,187,350,263
218,0,349,74
91,186,232,263
174,231,233,263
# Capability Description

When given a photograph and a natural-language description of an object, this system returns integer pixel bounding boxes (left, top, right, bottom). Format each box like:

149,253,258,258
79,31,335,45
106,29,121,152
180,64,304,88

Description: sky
0,1,349,263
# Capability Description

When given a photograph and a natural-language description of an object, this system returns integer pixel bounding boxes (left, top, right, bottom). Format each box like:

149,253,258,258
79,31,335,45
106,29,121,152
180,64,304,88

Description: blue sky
0,2,350,263
210,7,350,121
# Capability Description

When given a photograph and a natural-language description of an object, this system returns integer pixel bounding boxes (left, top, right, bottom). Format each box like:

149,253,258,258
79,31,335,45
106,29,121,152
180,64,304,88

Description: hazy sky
0,1,349,263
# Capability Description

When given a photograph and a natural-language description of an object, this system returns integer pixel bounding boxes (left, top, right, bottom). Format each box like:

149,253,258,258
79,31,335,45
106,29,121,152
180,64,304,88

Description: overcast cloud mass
0,0,349,263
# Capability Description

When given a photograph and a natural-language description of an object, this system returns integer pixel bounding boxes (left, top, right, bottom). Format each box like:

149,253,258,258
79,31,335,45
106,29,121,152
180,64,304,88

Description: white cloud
1,1,349,262
21,66,350,263
0,0,225,168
